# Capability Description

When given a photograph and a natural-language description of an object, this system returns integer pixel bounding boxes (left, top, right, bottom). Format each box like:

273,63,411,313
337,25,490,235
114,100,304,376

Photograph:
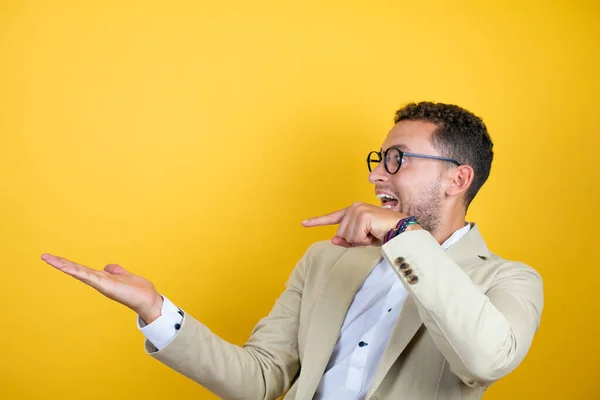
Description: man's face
368,120,448,232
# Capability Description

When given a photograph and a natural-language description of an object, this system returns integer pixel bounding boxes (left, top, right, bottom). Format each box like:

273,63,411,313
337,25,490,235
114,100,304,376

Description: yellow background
1,1,598,399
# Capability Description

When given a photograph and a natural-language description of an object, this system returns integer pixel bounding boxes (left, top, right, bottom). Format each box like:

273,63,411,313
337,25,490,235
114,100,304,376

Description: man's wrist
139,295,164,325
404,223,423,232
383,216,419,243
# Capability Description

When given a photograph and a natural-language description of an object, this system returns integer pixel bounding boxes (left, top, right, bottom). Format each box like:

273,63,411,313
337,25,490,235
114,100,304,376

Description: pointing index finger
302,208,347,227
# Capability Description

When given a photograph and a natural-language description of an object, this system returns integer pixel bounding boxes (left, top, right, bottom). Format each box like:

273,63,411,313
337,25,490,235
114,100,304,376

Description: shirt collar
441,222,471,250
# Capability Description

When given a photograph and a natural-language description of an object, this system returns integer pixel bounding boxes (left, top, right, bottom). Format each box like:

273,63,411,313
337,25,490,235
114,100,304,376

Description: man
42,102,544,399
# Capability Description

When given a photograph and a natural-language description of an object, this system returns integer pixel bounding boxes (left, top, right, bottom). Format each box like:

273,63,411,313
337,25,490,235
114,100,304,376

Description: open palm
41,253,163,323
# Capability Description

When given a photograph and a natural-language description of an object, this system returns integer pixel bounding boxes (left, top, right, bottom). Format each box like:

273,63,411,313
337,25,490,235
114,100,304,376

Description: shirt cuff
137,295,184,351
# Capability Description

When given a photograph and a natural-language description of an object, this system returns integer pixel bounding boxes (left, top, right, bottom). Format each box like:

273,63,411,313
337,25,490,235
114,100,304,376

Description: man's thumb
104,264,131,276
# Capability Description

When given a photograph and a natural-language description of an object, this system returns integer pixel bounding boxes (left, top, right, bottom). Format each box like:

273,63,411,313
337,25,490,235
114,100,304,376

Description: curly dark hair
394,102,494,208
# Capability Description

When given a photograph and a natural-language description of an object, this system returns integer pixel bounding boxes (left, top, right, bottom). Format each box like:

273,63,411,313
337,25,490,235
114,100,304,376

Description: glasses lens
367,151,381,172
384,148,402,174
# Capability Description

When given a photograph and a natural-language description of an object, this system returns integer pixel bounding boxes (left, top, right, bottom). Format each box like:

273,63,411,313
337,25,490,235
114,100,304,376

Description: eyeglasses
367,147,461,174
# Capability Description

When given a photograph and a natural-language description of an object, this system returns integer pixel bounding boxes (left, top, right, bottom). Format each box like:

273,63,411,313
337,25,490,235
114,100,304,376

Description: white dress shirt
138,223,471,399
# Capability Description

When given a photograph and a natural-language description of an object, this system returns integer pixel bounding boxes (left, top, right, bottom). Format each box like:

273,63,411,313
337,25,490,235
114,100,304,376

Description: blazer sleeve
380,230,544,387
145,244,314,400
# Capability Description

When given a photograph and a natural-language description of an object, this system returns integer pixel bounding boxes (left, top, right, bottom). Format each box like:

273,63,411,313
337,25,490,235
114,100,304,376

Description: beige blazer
146,224,544,400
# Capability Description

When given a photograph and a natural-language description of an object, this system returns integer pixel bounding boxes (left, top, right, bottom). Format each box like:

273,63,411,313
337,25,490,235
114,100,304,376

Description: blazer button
403,268,413,277
394,257,405,267
407,275,419,284
399,262,409,271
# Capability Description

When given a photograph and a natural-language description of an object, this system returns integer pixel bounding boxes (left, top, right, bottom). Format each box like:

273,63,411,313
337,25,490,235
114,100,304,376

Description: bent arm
381,230,544,386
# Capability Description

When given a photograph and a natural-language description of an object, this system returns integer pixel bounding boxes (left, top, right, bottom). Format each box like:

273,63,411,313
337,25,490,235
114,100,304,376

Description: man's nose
368,162,389,184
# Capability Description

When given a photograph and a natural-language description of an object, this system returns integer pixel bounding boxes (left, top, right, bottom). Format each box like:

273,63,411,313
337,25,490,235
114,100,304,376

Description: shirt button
388,308,392,312
358,341,368,347
174,323,181,330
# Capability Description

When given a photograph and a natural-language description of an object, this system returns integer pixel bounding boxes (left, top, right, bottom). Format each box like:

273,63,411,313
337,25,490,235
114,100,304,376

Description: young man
43,102,544,399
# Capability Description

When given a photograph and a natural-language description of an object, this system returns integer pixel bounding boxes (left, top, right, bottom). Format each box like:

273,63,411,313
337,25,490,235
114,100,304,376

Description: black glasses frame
367,147,461,174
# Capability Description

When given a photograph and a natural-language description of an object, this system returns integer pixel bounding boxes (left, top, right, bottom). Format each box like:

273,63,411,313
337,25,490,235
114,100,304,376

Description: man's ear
446,165,474,197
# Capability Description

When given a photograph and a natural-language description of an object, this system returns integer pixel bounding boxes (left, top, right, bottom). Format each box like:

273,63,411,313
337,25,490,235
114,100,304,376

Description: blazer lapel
295,245,381,400
446,223,490,267
367,294,423,396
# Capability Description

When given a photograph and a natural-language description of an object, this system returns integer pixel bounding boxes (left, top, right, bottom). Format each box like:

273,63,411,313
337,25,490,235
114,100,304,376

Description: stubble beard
402,182,443,233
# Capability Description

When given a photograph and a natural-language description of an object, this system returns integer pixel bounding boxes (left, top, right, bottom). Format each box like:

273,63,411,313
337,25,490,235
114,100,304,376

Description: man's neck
431,216,468,245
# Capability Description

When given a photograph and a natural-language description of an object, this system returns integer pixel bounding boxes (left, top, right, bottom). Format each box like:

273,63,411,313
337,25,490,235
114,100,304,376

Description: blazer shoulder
297,240,352,281
304,240,349,260
484,252,543,286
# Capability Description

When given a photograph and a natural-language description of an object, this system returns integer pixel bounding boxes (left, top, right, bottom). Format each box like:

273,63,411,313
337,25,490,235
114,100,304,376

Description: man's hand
41,254,163,324
302,202,422,248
